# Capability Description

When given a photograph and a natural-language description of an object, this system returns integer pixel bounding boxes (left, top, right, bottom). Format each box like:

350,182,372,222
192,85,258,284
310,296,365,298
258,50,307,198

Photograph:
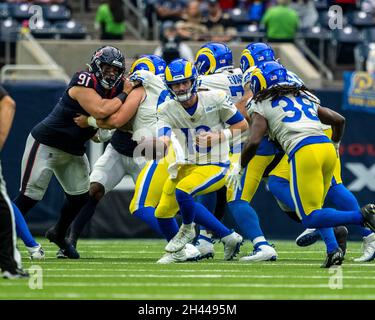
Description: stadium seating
30,19,55,39
299,25,331,60
54,20,87,39
9,2,35,22
348,10,375,29
0,2,86,40
236,24,265,42
313,0,329,11
0,2,10,19
363,26,375,42
43,4,71,22
228,7,251,26
0,18,20,41
331,25,362,65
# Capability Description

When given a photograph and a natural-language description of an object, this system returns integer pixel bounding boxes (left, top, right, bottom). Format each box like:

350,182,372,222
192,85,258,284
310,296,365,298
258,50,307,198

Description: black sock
54,192,89,237
68,195,99,241
13,193,38,216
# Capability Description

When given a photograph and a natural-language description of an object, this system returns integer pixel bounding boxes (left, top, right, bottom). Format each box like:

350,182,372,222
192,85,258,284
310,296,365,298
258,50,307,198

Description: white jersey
158,90,239,166
130,70,170,142
198,68,244,103
248,93,325,155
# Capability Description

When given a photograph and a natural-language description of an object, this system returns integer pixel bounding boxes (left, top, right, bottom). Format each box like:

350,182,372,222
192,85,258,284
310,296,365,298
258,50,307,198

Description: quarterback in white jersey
154,59,247,263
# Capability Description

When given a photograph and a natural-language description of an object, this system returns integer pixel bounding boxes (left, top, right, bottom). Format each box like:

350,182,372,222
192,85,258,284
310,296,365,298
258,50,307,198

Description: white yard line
8,273,375,281
23,261,375,267
0,292,374,300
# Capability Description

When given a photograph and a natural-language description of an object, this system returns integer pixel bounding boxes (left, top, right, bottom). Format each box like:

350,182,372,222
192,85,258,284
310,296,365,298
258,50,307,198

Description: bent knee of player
155,205,176,219
89,182,105,201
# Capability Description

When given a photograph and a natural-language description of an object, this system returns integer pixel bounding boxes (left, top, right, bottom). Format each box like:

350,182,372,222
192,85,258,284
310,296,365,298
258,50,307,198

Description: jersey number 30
272,96,319,123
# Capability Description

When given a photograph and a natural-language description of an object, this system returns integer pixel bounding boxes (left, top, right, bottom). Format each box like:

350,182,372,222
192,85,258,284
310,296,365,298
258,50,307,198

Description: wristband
117,92,128,103
223,128,232,141
87,116,98,128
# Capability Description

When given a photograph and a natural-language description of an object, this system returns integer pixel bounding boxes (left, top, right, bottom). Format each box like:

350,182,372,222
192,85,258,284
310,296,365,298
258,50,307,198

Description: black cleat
361,204,375,232
46,227,80,259
333,226,348,256
321,248,344,268
3,268,29,279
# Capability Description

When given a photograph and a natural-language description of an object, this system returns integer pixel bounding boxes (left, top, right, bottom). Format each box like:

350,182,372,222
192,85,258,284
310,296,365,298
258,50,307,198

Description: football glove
226,162,245,191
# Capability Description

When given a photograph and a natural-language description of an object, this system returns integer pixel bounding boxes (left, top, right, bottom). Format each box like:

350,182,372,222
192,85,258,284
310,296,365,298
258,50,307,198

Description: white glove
226,162,245,191
95,129,114,143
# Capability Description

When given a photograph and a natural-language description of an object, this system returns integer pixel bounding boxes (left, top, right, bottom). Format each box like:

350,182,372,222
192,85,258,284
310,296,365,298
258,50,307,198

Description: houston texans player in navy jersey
13,46,138,258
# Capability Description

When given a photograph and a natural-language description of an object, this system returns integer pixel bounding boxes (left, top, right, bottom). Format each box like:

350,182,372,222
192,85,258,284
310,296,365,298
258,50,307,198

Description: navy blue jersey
110,130,138,157
31,71,123,156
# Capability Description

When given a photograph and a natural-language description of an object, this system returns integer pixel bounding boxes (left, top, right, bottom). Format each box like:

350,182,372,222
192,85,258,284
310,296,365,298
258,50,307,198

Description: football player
155,59,248,263
13,46,135,258
227,61,375,267
193,42,277,262
72,55,200,262
242,42,375,262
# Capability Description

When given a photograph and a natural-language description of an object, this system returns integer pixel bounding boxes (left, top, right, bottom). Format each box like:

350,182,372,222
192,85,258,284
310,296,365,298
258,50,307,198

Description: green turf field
1,238,374,300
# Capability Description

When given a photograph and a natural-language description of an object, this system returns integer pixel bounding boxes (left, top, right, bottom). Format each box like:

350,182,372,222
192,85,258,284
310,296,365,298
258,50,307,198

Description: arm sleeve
0,85,9,101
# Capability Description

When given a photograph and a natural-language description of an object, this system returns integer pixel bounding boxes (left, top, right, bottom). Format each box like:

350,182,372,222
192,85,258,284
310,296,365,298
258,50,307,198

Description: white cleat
354,233,375,262
295,228,320,247
165,223,196,253
240,244,278,262
26,244,45,260
195,237,215,260
157,244,200,264
221,231,243,260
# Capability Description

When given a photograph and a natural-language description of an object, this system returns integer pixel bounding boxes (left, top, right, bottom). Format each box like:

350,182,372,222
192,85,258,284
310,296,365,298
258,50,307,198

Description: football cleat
46,227,80,259
296,228,320,247
321,247,344,268
157,244,200,264
360,204,375,232
334,226,348,256
354,233,375,262
26,244,45,260
165,223,196,253
221,231,243,260
3,268,29,279
240,244,277,262
195,236,215,260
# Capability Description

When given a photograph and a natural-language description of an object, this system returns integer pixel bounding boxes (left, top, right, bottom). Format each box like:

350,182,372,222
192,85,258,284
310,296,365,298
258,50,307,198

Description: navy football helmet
89,46,125,89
